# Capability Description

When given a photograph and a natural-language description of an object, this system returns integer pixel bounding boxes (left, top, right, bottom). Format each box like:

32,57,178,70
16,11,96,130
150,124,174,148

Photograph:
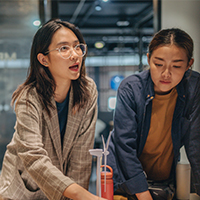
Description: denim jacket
108,69,200,196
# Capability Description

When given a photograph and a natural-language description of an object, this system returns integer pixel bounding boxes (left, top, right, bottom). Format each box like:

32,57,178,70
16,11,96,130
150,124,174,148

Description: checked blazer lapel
43,98,63,168
62,87,84,162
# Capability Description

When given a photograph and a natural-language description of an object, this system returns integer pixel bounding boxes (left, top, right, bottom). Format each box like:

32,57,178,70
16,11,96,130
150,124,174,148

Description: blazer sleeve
14,89,74,200
184,76,200,196
65,79,98,189
112,82,148,195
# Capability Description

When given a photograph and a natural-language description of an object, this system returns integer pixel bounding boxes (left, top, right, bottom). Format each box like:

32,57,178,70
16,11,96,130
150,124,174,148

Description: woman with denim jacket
108,28,200,200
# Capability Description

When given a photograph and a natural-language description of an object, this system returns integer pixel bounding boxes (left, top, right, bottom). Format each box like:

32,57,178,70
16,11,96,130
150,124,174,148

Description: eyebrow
56,40,79,46
154,57,184,62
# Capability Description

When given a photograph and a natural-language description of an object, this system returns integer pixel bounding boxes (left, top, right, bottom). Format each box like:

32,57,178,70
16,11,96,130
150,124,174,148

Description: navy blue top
56,90,70,146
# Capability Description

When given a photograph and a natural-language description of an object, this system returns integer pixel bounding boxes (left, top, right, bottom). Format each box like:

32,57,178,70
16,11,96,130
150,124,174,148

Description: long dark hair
148,28,193,64
12,19,90,116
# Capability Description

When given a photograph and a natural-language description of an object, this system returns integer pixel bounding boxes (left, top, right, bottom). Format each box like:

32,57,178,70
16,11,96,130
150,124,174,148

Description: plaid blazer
0,77,98,200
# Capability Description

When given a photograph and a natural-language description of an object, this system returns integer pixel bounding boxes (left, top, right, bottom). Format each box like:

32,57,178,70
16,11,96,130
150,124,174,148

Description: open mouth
69,64,79,71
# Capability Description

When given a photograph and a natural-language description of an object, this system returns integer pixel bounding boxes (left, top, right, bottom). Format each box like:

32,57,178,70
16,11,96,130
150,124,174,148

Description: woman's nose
69,48,78,60
162,67,171,78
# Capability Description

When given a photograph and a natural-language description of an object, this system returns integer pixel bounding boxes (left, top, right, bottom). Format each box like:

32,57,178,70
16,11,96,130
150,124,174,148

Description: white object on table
176,147,191,200
101,132,112,192
89,149,103,197
89,132,112,197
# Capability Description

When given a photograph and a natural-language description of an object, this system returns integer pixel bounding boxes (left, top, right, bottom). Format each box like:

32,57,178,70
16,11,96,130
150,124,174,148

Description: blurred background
0,0,200,197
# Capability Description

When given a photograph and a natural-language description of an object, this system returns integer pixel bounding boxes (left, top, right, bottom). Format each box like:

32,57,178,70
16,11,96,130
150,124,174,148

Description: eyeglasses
45,43,87,59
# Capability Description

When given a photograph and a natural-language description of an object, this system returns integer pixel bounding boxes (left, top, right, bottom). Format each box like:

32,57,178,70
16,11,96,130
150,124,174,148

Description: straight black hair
148,28,193,64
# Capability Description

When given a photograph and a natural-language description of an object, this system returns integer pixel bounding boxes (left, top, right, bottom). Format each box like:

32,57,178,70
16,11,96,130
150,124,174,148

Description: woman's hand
135,190,153,200
63,183,107,200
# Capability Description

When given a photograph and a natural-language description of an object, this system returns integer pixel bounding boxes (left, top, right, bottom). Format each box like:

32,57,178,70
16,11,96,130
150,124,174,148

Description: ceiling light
94,41,105,49
102,0,109,2
116,20,130,27
95,5,102,11
33,20,41,27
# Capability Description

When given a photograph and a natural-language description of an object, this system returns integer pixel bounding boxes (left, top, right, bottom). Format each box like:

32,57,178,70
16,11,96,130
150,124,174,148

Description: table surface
190,193,200,200
113,194,200,200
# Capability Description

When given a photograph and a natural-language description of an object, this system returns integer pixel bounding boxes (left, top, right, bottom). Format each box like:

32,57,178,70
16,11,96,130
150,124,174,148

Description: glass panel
0,0,40,170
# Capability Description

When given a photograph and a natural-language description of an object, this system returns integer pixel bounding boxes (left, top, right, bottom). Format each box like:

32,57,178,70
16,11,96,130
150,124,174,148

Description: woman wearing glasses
0,19,106,200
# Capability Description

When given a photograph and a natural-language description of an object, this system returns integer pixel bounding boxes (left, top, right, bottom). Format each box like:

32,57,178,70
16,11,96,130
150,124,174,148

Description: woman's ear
37,53,49,67
187,58,194,70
